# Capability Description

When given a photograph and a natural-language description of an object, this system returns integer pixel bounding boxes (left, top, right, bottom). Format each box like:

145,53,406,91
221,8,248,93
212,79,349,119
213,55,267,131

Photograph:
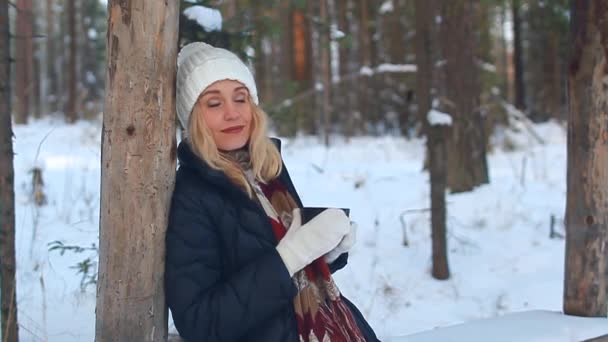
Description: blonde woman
165,42,379,342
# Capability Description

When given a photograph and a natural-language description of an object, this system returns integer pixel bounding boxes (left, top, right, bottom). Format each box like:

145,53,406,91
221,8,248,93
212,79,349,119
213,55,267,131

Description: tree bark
336,0,352,137
415,0,449,280
0,1,20,340
499,2,510,102
512,0,526,110
563,0,608,317
80,0,100,110
46,0,58,113
14,0,34,124
65,0,77,122
95,1,179,341
442,0,489,193
358,0,371,133
320,0,331,146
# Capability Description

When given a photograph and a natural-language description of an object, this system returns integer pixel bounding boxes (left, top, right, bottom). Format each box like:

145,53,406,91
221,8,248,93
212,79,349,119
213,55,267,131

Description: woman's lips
221,126,245,133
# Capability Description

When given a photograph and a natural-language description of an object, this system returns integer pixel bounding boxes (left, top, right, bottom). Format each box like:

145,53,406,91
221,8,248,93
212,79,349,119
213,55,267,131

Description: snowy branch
501,100,545,145
183,5,222,32
427,109,453,126
267,64,416,113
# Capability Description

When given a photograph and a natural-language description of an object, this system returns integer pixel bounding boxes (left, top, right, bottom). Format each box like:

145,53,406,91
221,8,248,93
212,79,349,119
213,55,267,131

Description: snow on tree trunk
95,1,179,341
564,0,608,317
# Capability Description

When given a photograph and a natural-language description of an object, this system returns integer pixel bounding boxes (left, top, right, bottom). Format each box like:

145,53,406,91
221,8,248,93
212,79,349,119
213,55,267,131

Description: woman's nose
223,102,240,120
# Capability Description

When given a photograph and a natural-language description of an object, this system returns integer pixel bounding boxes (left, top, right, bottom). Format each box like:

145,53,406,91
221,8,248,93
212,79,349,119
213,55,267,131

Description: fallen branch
500,100,546,145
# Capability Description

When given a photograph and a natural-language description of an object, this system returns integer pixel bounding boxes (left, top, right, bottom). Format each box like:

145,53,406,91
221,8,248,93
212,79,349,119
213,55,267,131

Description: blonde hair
187,97,283,197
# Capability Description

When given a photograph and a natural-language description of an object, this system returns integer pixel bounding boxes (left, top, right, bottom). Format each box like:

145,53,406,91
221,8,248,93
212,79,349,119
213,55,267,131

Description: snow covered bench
387,310,608,342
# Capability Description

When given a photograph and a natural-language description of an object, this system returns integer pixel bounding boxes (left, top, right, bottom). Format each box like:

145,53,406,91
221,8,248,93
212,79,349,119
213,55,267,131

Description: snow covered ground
10,116,608,341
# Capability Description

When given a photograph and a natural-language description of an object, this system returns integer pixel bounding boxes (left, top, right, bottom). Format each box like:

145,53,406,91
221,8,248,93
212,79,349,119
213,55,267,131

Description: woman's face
195,80,253,151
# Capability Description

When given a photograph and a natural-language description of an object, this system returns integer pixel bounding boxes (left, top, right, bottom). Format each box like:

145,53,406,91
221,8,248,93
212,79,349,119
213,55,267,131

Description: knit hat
176,42,259,129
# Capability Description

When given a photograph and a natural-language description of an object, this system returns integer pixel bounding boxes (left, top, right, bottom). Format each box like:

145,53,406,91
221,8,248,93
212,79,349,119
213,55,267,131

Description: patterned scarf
226,149,366,342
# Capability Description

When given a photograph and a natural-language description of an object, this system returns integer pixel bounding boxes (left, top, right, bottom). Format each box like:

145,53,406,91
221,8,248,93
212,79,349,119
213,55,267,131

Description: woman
165,42,379,342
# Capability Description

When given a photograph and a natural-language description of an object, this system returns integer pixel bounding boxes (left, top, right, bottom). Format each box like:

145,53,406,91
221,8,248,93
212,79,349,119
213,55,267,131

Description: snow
427,109,453,126
380,0,394,14
183,5,222,32
85,71,96,84
332,28,345,40
376,63,417,73
359,64,416,76
87,28,97,40
389,311,608,341
480,61,497,73
10,116,608,341
360,66,374,76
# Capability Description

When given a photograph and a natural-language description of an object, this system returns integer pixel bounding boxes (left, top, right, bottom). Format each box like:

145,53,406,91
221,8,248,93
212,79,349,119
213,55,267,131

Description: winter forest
1,0,608,341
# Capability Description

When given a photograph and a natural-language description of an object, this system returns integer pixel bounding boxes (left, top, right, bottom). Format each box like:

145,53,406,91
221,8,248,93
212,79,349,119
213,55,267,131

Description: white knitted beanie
176,42,258,129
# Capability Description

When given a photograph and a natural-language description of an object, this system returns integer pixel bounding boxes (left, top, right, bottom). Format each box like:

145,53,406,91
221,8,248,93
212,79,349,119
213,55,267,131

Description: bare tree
563,0,608,317
95,1,179,340
0,0,20,340
14,0,34,124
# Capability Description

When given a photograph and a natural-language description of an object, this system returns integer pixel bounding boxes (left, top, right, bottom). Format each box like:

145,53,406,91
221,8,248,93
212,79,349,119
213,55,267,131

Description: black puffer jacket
165,139,379,342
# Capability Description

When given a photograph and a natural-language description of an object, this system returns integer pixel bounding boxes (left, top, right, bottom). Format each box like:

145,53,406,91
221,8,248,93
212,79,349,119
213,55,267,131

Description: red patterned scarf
255,178,366,342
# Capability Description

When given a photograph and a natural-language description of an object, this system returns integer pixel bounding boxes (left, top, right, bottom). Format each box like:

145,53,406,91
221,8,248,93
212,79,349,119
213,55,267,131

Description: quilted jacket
165,139,379,342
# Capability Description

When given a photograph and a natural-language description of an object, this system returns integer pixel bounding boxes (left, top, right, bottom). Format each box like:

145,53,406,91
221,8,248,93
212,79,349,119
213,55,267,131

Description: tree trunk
429,121,449,279
307,0,323,136
415,0,449,280
512,0,526,110
0,1,20,340
290,4,314,134
320,0,331,146
358,0,371,133
252,6,268,112
31,0,42,119
563,0,608,317
65,0,77,122
80,0,99,111
14,0,34,124
46,0,58,113
442,0,489,193
336,0,352,137
499,2,510,102
95,1,179,341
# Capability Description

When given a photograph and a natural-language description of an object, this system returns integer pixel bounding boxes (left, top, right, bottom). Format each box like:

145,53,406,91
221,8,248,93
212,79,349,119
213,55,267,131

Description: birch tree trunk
95,1,179,340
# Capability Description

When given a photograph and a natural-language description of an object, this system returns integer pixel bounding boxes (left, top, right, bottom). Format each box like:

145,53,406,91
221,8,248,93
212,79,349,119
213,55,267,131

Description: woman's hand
276,208,350,276
325,221,356,264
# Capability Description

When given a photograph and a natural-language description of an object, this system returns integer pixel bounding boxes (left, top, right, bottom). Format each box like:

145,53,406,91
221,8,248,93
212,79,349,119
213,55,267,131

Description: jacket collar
176,137,283,196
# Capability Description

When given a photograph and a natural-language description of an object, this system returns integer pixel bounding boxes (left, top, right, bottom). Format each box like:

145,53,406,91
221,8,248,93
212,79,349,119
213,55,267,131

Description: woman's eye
208,101,220,108
235,97,246,103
